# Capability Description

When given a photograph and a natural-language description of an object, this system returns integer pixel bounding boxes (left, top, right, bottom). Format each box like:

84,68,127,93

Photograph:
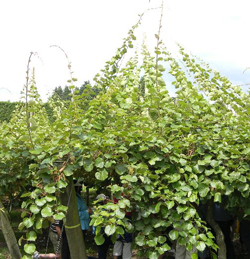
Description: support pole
60,177,87,259
0,200,22,259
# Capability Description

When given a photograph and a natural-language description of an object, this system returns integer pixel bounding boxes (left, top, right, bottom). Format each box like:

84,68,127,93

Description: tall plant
1,8,249,259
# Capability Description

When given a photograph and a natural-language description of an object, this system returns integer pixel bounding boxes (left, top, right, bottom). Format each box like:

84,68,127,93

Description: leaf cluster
1,18,250,259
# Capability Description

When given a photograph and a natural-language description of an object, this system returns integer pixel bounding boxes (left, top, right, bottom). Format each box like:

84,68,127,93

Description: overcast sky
1,0,250,102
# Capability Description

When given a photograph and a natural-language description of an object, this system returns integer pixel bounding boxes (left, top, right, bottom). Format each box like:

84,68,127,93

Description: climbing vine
0,9,250,259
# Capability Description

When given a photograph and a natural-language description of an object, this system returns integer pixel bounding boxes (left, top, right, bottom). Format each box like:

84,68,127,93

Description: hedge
0,101,54,123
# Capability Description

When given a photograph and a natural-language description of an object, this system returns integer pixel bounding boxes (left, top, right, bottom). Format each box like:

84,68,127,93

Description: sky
1,0,250,102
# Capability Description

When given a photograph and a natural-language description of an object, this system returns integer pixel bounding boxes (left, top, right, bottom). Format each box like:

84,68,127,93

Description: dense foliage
0,82,100,123
52,82,100,102
0,101,53,123
1,15,250,259
0,101,20,122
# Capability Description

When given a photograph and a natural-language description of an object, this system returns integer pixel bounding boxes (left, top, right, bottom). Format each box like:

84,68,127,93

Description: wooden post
206,200,227,259
0,200,22,259
60,176,87,259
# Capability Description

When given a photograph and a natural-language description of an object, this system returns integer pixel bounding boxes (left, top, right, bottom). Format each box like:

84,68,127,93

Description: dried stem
25,52,35,149
155,0,164,89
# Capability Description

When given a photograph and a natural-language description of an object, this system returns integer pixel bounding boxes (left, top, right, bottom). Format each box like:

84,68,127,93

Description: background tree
51,81,101,102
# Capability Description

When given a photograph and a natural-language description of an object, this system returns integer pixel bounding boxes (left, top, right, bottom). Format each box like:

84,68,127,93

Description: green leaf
189,227,198,235
143,225,153,235
18,222,25,231
118,199,130,208
199,234,207,241
191,253,198,259
168,173,181,183
189,192,198,203
131,34,136,40
115,209,125,219
19,135,30,141
95,169,108,181
83,158,94,172
182,222,193,231
30,205,40,214
29,148,43,155
205,169,214,176
198,184,209,198
238,183,249,192
23,218,34,228
185,166,192,172
64,165,74,176
162,243,171,251
179,231,188,238
21,192,31,198
178,236,187,245
179,158,187,166
122,175,138,182
95,157,104,168
54,212,65,220
115,164,128,175
94,234,105,245
214,192,221,203
105,160,114,168
148,238,157,247
26,231,37,241
242,147,250,154
57,205,68,212
196,241,206,252
210,160,220,168
35,217,43,229
116,226,125,235
44,185,56,194
56,179,67,189
93,217,104,226
135,235,145,246
158,236,167,244
21,211,28,218
135,188,144,196
35,198,46,207
155,202,161,213
158,64,165,72
181,185,192,192
169,230,179,240
41,206,53,217
41,158,51,165
207,231,215,239
193,165,204,174
135,221,144,231
24,243,36,254
22,151,30,157
104,225,116,236
161,206,169,218
183,208,196,220
166,201,175,209
148,251,158,259
177,205,188,214
45,195,56,202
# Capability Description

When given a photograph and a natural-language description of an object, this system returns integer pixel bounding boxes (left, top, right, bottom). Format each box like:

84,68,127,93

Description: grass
0,247,10,259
